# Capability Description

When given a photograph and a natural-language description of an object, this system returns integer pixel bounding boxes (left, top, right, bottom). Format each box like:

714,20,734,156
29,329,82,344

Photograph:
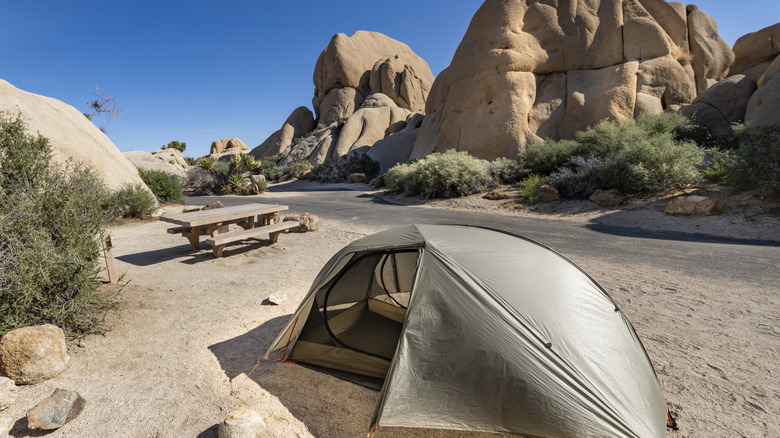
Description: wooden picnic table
160,203,298,257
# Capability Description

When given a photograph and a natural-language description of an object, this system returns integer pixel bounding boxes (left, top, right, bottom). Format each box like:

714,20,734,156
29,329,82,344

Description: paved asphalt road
187,182,780,289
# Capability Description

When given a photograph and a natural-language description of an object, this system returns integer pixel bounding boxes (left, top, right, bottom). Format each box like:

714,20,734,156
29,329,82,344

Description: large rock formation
412,0,732,161
0,79,149,192
733,23,780,128
687,22,780,133
680,75,757,136
745,55,780,127
210,138,249,155
252,31,434,166
729,23,780,82
313,31,434,122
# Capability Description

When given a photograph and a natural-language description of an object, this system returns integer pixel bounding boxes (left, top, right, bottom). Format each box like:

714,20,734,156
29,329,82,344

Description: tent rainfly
263,225,672,437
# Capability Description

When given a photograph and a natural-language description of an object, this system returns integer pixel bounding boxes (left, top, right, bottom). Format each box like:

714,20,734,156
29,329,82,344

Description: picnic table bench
160,203,298,257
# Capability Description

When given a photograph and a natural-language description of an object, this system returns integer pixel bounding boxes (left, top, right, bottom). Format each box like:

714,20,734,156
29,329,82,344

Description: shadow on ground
209,318,521,438
117,240,277,266
266,180,368,193
588,211,780,247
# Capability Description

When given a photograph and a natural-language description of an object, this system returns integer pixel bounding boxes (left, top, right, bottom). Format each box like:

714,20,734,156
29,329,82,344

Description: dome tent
263,224,670,437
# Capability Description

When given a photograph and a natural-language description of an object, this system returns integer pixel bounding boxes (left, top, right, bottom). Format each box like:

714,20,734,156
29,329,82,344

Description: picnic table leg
183,227,201,250
237,215,255,230
212,244,226,257
269,230,283,244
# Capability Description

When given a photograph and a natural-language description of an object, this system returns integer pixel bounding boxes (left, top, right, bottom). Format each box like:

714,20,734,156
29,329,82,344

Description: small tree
85,86,123,131
162,141,186,153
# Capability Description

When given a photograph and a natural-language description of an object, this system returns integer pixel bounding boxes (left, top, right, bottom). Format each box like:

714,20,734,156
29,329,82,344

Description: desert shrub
183,156,197,166
138,168,184,204
716,124,780,194
383,150,494,198
313,152,380,183
521,139,581,175
257,155,284,181
198,157,217,172
522,114,705,194
548,155,603,198
383,162,414,193
161,140,186,153
488,157,526,184
517,174,547,204
113,184,157,218
230,153,261,175
346,152,380,180
285,160,314,179
0,113,120,335
312,159,347,183
596,129,704,193
184,167,217,195
254,177,268,194
222,173,248,194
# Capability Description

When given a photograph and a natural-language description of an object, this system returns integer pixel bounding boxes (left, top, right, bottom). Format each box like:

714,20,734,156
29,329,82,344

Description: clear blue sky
1,1,777,158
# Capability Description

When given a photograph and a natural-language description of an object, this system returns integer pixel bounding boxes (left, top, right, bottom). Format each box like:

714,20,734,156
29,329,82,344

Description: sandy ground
2,188,779,438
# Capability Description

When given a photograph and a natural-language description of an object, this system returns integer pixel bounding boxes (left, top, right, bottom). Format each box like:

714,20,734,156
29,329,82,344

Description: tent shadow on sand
208,317,501,438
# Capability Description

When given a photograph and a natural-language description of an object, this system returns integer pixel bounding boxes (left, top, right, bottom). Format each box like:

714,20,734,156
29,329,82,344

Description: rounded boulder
0,325,70,385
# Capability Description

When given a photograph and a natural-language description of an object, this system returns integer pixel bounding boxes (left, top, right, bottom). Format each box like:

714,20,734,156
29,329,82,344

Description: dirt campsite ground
3,184,779,438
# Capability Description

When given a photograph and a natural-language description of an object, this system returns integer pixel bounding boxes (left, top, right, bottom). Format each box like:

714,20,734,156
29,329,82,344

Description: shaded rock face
254,31,433,166
413,0,732,161
692,22,780,132
250,107,315,160
680,75,757,137
0,79,149,192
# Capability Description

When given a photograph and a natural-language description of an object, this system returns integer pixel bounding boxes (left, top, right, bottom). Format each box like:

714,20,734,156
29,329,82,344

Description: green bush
138,168,184,204
258,155,284,181
285,160,314,179
113,184,157,218
488,158,526,184
521,139,581,175
548,155,603,198
222,173,248,194
162,140,186,153
517,174,547,204
0,113,120,335
522,114,705,194
716,124,780,194
383,150,494,198
230,153,261,175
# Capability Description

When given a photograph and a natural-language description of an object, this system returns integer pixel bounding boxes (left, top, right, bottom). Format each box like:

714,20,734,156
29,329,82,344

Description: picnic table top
159,203,288,228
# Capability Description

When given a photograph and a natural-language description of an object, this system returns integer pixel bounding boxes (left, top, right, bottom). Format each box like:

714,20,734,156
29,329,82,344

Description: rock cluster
124,148,190,177
413,0,732,161
209,138,251,161
681,22,780,134
252,31,434,170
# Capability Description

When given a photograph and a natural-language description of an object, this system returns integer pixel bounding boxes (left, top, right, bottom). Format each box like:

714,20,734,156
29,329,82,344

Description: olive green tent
264,225,670,437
